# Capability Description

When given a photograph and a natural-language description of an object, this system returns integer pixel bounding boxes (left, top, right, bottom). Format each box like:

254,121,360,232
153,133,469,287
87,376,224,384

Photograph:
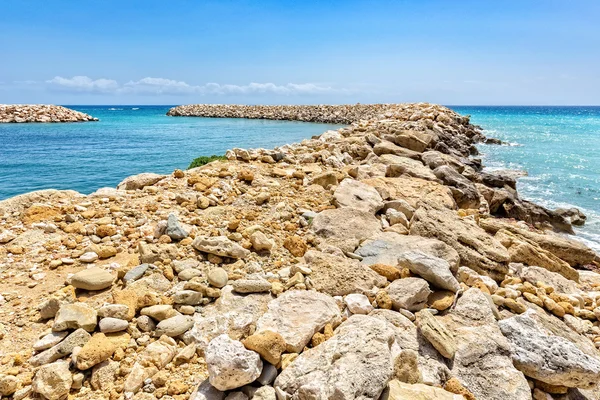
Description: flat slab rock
310,207,382,253
192,236,250,259
275,314,396,400
499,309,600,389
333,178,384,214
255,290,342,353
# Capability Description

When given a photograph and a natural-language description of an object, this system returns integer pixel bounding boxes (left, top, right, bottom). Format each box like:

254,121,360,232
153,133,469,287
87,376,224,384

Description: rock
416,310,457,359
386,380,464,400
362,176,455,210
123,336,177,394
136,315,156,332
302,250,386,296
32,361,72,400
29,328,91,366
232,279,272,294
381,154,438,182
256,290,341,353
333,179,384,214
253,385,276,400
173,290,204,305
99,317,129,333
369,263,402,281
344,293,374,314
91,360,119,391
117,172,166,190
205,334,263,391
208,268,229,288
190,379,225,400
428,291,455,311
311,207,382,253
33,331,68,351
166,213,188,240
155,315,194,337
79,251,99,263
274,315,396,400
441,288,531,400
70,267,114,291
498,310,600,388
242,330,287,365
387,277,432,311
97,304,131,321
433,165,480,209
310,171,338,188
283,235,308,257
373,140,421,159
393,349,422,384
410,205,510,280
123,263,151,284
356,232,460,273
398,251,460,292
76,332,118,370
53,303,97,332
193,236,251,259
140,304,180,321
250,231,274,252
256,363,278,385
0,375,18,397
514,264,580,295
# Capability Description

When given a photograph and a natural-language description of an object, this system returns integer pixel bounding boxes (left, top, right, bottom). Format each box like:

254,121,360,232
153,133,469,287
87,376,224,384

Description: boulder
378,154,438,182
386,380,464,400
302,250,386,296
333,178,384,214
373,141,421,159
385,129,434,152
117,172,166,190
70,267,115,291
75,332,118,370
32,361,72,400
387,277,432,312
193,236,251,259
398,251,460,292
362,177,456,210
498,310,600,388
415,310,456,359
52,303,98,332
513,264,580,295
275,315,396,400
205,334,263,391
256,290,342,352
356,232,460,273
311,208,382,253
410,205,509,280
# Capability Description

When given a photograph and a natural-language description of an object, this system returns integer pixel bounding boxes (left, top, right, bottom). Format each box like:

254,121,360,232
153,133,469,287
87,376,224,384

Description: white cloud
45,75,337,96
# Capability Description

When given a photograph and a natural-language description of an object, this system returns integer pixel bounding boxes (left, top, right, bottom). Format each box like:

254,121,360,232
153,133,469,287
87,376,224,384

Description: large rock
498,310,600,388
441,289,530,400
356,232,460,273
311,208,381,253
333,179,384,214
410,205,509,280
29,328,91,366
123,336,177,394
362,177,456,210
53,303,98,332
185,286,273,350
117,172,166,190
193,236,251,259
385,129,434,152
386,380,464,400
373,141,421,159
205,334,263,391
432,165,480,209
387,277,432,311
513,264,580,295
255,290,342,352
275,315,396,400
398,251,460,292
415,310,457,359
378,154,438,182
32,361,72,400
75,332,118,370
70,267,115,291
302,250,386,296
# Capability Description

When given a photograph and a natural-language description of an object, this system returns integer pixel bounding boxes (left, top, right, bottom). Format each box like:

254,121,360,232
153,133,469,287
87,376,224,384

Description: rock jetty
0,104,98,123
0,102,599,400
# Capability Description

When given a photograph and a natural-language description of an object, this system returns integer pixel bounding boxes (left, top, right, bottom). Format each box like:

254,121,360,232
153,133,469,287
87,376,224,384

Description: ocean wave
108,108,123,111
132,108,140,110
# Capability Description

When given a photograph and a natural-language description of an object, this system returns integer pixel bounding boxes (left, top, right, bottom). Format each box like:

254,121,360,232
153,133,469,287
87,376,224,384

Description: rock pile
0,104,98,123
0,102,599,400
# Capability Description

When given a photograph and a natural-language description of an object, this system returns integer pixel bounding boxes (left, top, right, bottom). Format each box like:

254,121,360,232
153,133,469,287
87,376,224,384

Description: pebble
208,268,229,288
79,251,99,263
232,279,272,294
173,290,203,305
136,315,156,332
155,315,194,337
124,263,151,283
71,267,114,291
99,317,129,333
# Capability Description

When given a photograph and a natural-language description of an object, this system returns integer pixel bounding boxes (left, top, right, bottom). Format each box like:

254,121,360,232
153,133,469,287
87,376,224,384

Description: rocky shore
0,105,98,123
1,103,599,400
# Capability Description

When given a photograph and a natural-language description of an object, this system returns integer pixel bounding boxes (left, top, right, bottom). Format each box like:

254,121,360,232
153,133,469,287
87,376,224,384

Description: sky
1,0,599,105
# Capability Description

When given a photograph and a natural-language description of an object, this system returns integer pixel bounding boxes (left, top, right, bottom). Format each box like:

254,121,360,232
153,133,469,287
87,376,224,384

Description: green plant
187,154,227,169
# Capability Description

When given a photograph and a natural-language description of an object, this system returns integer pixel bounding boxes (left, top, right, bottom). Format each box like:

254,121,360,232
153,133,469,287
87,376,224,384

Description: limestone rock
380,154,438,182
140,304,180,321
303,250,386,296
33,331,68,351
208,268,229,288
356,232,460,273
242,330,287,365
0,375,18,397
99,317,129,333
256,290,341,352
117,172,166,190
155,315,194,337
311,207,382,253
32,361,72,400
398,251,460,292
29,328,91,366
345,293,374,314
53,303,97,332
386,380,464,400
205,334,263,391
416,310,456,359
70,267,114,291
333,178,384,214
166,213,188,240
190,379,225,400
193,236,251,259
232,278,272,294
250,231,274,252
498,310,600,388
76,332,118,370
362,177,455,210
275,315,396,400
91,360,119,391
387,277,432,311
410,205,509,280
123,336,177,394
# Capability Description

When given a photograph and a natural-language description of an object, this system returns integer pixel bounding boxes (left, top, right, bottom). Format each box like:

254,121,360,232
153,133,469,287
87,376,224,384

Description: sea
0,105,598,252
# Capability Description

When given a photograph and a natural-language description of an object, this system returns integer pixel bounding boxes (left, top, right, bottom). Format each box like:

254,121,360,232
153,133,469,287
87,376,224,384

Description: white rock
398,251,460,292
32,361,72,400
344,293,374,315
205,334,263,391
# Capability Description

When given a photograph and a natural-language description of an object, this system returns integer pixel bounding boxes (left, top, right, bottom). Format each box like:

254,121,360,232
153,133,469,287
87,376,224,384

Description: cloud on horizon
44,76,339,96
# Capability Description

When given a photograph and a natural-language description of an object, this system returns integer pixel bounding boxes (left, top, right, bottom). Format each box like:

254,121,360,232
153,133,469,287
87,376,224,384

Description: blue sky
1,0,599,105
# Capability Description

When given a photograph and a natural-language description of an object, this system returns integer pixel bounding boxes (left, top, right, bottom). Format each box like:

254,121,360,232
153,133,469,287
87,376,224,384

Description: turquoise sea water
0,105,598,252
0,105,343,198
451,106,600,253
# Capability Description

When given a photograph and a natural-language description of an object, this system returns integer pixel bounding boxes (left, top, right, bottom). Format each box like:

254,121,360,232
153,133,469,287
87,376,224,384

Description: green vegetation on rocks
188,155,226,169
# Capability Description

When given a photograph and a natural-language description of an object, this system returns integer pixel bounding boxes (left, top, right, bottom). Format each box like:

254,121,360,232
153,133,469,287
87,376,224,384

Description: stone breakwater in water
0,104,98,123
1,103,600,400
